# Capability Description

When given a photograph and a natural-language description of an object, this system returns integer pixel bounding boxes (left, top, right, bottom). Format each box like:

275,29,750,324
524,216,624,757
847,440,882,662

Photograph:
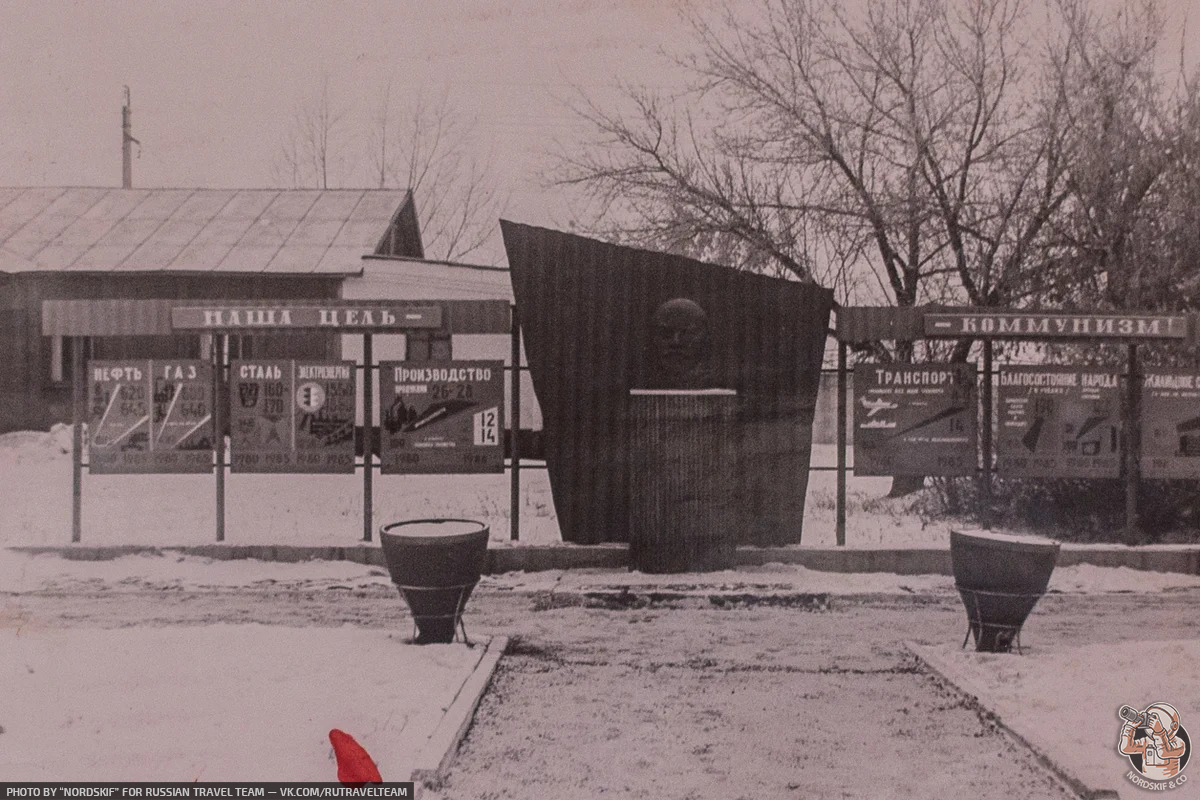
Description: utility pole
122,86,140,188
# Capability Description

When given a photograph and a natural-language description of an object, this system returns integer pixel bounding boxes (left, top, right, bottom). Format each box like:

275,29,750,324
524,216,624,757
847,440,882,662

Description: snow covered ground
0,427,945,549
0,427,563,547
4,426,1198,790
3,546,1197,786
0,624,486,781
4,547,1200,597
914,640,1200,798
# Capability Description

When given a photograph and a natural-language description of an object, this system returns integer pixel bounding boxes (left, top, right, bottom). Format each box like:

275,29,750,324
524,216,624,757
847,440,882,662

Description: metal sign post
836,341,847,546
363,333,374,543
510,306,522,541
71,337,84,543
980,341,994,528
214,334,226,542
1125,344,1140,541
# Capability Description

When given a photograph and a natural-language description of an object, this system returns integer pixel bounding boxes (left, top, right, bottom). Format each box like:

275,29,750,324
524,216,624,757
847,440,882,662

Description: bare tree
1046,0,1200,312
276,83,508,264
555,0,1162,497
369,87,507,263
273,78,352,190
558,0,1087,343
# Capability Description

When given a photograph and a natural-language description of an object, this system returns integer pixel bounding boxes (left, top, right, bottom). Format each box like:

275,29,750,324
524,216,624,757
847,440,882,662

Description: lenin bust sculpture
649,298,713,389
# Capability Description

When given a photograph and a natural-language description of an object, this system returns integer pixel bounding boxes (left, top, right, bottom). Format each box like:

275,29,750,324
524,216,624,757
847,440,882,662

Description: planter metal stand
395,583,476,645
950,529,1060,654
956,587,1046,654
380,519,490,645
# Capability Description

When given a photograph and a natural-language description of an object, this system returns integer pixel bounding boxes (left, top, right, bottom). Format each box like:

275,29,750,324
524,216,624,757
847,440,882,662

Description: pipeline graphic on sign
380,360,505,474
386,399,477,434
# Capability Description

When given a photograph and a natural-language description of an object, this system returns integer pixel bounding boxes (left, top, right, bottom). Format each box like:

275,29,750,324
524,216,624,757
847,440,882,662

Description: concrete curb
4,543,630,573
8,542,1200,576
409,635,508,796
906,642,1119,800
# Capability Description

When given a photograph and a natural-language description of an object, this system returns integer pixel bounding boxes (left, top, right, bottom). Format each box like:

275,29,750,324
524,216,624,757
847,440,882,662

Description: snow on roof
0,187,420,275
344,254,514,302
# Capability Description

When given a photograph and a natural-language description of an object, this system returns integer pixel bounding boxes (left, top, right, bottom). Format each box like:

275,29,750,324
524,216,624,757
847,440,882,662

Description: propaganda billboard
229,360,356,473
379,360,505,474
88,360,213,474
997,366,1122,478
172,304,442,331
852,363,977,476
1141,370,1200,479
925,311,1188,340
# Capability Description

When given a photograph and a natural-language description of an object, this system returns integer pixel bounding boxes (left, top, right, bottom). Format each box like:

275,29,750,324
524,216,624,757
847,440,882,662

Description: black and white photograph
2,1,1200,796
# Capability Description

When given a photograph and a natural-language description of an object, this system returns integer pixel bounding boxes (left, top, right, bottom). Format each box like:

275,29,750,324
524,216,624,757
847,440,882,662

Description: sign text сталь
228,360,356,474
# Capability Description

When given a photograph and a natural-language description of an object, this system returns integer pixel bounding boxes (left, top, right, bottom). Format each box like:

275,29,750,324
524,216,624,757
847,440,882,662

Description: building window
222,335,254,362
48,336,93,386
406,331,451,362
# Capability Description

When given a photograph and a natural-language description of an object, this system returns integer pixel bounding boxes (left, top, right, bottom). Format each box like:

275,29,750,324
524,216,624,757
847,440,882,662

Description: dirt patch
529,587,837,612
442,638,1074,799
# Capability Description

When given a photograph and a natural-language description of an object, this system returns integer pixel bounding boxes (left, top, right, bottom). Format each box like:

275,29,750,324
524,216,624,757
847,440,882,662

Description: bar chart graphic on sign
228,360,356,473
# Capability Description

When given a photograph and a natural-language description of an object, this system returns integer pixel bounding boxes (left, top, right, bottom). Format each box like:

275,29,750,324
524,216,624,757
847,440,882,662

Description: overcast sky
1,0,1197,265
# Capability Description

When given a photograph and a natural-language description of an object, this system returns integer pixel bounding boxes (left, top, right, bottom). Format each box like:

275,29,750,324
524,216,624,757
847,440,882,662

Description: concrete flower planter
380,519,489,644
950,528,1060,653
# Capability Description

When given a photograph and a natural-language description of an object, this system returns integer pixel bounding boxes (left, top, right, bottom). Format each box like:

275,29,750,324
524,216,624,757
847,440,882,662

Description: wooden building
0,187,429,433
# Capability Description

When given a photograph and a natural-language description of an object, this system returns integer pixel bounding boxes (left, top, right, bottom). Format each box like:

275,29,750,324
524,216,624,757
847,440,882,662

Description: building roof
0,187,424,276
347,255,513,302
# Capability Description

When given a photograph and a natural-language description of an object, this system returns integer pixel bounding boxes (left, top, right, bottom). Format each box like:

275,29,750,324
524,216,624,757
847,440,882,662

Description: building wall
340,259,543,432
0,273,342,433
